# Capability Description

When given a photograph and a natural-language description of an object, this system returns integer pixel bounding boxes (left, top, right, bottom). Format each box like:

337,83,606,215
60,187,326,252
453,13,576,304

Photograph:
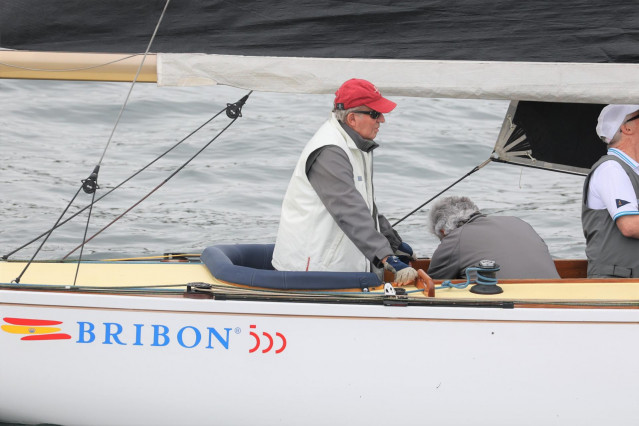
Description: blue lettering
152,324,170,346
77,321,95,343
103,322,126,345
133,324,144,346
75,321,234,349
177,326,201,348
206,327,231,349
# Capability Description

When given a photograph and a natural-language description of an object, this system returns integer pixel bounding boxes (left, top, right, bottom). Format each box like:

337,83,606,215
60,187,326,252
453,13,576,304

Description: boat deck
1,258,638,306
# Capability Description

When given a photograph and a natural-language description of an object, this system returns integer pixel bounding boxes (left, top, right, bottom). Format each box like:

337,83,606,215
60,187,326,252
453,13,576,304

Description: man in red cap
272,79,417,285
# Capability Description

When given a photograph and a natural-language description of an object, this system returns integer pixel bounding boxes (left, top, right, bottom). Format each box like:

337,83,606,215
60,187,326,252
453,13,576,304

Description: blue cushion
201,244,380,290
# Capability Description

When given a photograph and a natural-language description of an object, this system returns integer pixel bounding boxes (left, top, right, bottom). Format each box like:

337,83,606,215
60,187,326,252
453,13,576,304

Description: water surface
0,79,586,260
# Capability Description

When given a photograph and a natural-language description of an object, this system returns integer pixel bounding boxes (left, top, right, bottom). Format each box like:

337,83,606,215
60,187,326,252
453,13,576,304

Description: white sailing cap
596,104,639,143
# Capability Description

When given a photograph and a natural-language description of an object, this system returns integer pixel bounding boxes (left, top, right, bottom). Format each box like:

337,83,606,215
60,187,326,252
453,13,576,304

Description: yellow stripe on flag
1,325,62,335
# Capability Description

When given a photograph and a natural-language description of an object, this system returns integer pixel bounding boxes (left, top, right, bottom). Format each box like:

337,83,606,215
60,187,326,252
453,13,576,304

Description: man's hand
394,241,417,265
383,255,418,286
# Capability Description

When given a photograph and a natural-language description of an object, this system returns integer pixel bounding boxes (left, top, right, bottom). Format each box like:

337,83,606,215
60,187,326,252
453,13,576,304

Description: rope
100,254,201,262
436,266,499,290
392,158,492,227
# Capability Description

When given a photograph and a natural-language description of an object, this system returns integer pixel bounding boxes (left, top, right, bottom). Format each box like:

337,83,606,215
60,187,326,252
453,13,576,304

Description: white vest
272,114,376,272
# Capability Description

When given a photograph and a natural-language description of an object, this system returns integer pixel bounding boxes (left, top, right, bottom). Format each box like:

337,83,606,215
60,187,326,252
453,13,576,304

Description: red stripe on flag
3,317,62,326
21,333,72,341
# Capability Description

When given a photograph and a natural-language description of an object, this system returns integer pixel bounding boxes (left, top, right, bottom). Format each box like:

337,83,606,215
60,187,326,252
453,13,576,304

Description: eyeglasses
624,114,639,125
351,110,382,119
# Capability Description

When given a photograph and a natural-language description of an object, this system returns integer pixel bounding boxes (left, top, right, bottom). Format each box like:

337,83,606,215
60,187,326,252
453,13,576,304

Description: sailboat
1,1,639,425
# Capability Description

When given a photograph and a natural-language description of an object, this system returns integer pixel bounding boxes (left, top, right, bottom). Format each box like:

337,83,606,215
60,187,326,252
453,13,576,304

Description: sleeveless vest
272,115,375,272
582,155,639,278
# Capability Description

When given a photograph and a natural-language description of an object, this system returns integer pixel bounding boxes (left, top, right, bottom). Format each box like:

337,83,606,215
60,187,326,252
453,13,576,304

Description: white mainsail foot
5,50,639,104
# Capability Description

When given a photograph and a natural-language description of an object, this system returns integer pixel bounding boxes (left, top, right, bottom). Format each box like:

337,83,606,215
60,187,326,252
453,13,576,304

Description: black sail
1,0,639,63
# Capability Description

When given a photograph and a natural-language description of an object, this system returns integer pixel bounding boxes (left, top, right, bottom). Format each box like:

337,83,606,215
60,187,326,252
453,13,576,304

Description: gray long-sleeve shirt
427,214,560,279
305,123,401,267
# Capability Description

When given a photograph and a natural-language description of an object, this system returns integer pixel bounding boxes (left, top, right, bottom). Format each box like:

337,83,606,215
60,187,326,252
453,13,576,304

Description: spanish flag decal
1,317,71,340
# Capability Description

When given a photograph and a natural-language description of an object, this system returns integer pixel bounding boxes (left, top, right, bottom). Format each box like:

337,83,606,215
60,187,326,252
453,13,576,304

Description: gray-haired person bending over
427,196,560,280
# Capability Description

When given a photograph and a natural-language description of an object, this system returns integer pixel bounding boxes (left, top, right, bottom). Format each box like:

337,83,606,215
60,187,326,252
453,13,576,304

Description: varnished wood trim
393,258,590,281
0,51,157,83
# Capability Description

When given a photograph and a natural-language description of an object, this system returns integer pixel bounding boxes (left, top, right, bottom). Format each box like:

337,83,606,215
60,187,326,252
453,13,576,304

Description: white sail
158,53,639,104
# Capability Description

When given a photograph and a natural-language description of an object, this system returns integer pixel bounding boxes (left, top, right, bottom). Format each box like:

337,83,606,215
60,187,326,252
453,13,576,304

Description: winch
467,259,503,295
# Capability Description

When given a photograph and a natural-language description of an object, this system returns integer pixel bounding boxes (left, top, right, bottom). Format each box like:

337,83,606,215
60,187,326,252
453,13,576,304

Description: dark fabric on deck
201,244,380,290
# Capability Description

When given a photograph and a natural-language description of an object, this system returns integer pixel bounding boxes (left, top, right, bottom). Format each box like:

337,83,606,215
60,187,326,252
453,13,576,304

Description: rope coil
436,266,499,290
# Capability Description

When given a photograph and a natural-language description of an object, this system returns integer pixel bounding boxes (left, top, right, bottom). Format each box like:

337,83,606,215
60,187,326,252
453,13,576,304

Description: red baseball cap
334,79,397,113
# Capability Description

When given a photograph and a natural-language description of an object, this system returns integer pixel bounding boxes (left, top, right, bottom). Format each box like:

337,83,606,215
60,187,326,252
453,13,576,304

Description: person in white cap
582,104,639,278
272,78,418,285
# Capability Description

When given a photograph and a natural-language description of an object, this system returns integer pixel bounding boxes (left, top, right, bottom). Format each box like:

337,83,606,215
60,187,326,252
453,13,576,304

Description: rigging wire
99,1,171,166
69,0,173,273
392,157,492,227
2,108,227,260
10,187,84,284
72,188,98,286
62,92,252,261
8,0,172,282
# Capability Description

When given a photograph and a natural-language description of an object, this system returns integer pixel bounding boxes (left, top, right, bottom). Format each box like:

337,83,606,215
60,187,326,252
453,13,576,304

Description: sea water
0,79,585,261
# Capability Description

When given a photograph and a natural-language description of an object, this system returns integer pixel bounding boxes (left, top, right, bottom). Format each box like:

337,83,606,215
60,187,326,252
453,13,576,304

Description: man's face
347,107,385,140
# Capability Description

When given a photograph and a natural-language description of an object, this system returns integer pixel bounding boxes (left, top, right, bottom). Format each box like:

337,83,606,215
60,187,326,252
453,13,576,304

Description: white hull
3,4,639,423
1,289,637,426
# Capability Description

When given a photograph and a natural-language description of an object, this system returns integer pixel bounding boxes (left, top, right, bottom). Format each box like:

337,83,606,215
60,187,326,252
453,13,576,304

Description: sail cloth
156,55,639,104
2,0,639,62
3,0,639,102
494,101,607,175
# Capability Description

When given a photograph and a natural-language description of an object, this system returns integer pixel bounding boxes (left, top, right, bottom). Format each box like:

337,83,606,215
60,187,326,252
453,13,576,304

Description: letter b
77,322,96,343
152,324,170,347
